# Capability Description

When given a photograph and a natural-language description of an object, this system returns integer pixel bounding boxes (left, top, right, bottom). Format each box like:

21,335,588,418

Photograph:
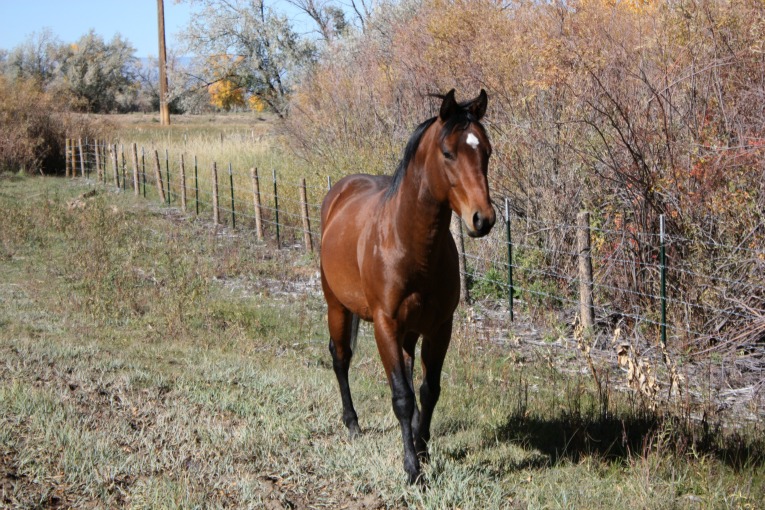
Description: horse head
431,89,496,238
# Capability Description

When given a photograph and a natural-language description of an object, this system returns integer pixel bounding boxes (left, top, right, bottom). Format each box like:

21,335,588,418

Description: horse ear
439,89,457,121
469,89,488,120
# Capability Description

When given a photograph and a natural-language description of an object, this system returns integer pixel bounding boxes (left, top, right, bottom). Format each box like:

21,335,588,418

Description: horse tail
350,313,360,355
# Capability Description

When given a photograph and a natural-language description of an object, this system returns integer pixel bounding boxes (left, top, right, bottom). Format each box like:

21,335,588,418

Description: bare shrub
285,0,765,377
0,76,112,174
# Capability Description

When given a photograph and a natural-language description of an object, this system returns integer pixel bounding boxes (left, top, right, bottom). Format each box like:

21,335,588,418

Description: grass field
1,161,764,505
97,112,332,252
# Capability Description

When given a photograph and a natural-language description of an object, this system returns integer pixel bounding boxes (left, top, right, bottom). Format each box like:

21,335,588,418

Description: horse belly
320,177,387,320
321,233,370,318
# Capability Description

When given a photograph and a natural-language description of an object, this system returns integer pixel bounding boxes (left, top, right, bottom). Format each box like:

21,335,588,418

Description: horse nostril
473,212,484,232
469,210,495,237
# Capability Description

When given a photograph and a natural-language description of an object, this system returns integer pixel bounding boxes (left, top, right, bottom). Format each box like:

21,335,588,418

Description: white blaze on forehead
466,133,480,149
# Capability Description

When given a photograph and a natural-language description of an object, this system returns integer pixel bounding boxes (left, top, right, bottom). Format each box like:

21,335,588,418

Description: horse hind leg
327,303,362,438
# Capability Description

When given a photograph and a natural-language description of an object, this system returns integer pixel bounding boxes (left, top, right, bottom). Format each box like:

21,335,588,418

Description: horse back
321,174,390,229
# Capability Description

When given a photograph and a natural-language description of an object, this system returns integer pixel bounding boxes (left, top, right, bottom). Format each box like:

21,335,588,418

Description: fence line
63,138,765,371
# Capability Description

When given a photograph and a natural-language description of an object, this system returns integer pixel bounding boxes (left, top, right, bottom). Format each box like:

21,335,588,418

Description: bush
286,0,765,365
0,76,111,174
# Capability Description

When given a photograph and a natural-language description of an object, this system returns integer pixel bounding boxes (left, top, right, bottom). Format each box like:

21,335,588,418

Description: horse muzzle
464,208,496,238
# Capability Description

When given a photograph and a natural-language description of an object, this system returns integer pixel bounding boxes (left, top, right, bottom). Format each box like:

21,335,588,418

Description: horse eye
442,151,455,160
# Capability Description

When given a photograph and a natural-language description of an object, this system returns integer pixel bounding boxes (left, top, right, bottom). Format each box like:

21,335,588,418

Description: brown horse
319,90,495,484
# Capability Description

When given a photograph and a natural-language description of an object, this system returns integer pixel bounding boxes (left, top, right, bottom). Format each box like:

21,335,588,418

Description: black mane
385,108,478,200
385,117,436,200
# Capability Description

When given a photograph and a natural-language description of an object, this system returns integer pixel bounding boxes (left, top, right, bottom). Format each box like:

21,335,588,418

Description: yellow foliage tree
208,79,245,111
248,94,266,112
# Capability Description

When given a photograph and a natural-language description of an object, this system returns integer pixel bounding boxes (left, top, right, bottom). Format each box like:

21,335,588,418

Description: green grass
1,174,763,508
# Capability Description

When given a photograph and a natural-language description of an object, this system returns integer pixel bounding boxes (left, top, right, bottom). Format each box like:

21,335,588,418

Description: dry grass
1,174,763,508
95,113,328,250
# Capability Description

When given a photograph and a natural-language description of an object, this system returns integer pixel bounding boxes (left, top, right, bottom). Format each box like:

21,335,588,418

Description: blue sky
0,1,315,58
0,1,196,57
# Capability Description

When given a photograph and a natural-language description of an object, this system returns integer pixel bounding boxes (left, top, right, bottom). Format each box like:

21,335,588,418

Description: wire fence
64,137,765,381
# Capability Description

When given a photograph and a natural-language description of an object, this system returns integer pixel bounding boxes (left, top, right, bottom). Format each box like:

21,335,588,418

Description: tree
54,30,137,112
2,29,62,85
180,0,316,116
133,52,196,113
285,0,348,41
208,79,245,110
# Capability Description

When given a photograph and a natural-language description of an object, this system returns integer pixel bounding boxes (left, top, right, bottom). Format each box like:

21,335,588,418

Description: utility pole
157,0,171,126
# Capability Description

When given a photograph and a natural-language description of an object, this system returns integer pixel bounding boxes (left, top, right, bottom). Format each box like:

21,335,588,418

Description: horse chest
360,227,460,326
397,287,458,332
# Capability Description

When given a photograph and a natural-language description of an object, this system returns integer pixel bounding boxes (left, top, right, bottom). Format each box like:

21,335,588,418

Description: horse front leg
403,331,421,442
415,319,453,461
374,314,421,484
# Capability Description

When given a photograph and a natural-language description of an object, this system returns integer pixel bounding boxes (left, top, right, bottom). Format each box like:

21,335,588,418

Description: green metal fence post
273,168,280,249
505,197,514,322
194,155,199,215
141,147,146,198
165,149,171,205
229,163,236,229
660,214,667,346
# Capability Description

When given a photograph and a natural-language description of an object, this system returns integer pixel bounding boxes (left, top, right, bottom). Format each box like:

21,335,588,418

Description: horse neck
387,144,453,250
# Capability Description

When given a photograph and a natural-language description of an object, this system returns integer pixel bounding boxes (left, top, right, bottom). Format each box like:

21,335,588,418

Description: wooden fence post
85,137,89,179
212,162,220,225
111,144,120,188
121,145,127,191
577,211,595,330
70,138,77,178
97,142,102,182
180,154,187,212
152,149,166,203
64,139,70,177
78,138,85,178
451,213,470,304
251,168,264,242
102,142,108,184
300,178,313,251
131,143,139,195
94,140,101,182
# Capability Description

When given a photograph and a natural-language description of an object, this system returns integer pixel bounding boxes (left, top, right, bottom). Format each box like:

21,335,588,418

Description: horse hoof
348,423,362,440
407,471,425,486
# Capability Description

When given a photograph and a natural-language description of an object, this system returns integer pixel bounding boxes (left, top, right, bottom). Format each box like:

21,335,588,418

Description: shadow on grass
487,410,765,470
